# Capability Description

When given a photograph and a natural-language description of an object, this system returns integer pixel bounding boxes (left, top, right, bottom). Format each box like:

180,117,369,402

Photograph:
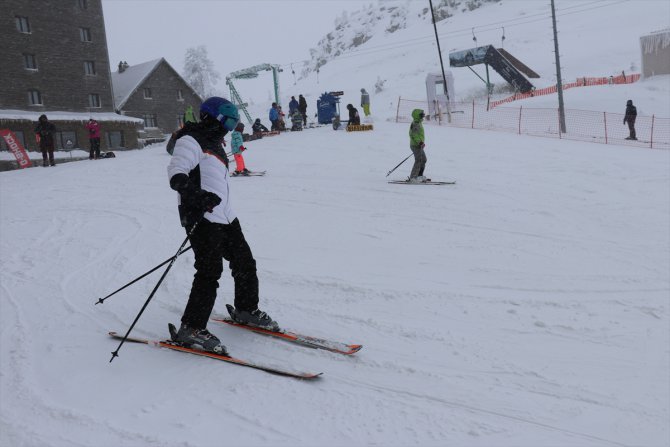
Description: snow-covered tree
183,45,220,99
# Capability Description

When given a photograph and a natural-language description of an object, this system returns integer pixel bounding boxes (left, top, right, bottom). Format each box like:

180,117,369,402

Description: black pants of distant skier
626,121,636,140
182,218,259,329
89,138,100,159
270,119,279,131
300,110,307,126
410,145,427,178
40,144,55,166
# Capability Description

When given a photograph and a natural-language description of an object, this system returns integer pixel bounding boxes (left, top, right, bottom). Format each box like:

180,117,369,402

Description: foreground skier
167,97,279,354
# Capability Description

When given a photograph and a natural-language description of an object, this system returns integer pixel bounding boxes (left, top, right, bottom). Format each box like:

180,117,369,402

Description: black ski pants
627,120,636,139
40,141,55,166
89,138,100,159
182,218,259,329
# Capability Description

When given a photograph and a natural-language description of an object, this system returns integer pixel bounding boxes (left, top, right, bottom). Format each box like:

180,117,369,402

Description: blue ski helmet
200,97,240,131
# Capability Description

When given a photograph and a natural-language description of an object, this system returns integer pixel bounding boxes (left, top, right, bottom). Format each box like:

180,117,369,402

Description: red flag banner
0,129,32,168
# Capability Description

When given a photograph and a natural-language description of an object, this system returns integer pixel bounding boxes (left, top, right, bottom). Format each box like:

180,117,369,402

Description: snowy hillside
302,0,500,75
2,1,669,446
236,0,669,122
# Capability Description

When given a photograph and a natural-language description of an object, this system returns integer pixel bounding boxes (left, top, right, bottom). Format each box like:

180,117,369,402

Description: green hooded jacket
409,109,424,149
184,106,197,124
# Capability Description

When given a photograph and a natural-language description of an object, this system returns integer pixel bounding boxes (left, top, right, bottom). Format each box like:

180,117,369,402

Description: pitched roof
111,58,163,110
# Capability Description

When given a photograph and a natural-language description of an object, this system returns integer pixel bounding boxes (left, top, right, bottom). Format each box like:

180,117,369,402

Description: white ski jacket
167,135,237,225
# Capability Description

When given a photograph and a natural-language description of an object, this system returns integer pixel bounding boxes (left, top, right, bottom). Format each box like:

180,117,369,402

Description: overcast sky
101,0,368,79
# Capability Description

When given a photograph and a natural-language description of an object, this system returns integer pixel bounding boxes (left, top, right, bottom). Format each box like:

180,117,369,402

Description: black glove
170,174,221,213
190,190,221,212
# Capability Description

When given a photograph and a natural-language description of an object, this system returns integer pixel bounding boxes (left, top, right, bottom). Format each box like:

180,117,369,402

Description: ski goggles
217,114,240,132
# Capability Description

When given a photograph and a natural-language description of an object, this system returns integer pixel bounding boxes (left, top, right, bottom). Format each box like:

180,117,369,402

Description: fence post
396,96,401,123
603,112,608,145
650,115,655,149
518,106,522,135
471,100,475,129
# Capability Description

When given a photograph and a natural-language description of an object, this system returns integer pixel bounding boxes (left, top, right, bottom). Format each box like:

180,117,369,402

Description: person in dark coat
346,104,361,126
252,118,269,138
34,114,57,167
288,96,299,115
298,94,308,126
623,99,637,140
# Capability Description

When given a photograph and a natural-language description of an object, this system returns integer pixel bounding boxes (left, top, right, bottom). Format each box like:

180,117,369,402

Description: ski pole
110,222,199,362
386,153,413,177
94,246,192,305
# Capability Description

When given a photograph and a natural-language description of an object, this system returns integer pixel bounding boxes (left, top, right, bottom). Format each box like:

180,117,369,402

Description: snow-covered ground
1,119,668,446
2,1,669,446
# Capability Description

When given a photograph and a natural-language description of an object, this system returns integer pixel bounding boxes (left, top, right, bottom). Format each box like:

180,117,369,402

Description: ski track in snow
1,121,668,446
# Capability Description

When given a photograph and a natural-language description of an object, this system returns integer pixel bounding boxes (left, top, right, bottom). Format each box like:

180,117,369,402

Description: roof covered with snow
111,58,163,109
0,109,143,124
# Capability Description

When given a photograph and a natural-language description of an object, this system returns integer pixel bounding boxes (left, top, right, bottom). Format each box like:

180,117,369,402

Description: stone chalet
112,58,202,140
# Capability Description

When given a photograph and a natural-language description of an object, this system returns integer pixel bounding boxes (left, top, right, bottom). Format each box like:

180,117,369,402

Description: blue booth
317,92,342,125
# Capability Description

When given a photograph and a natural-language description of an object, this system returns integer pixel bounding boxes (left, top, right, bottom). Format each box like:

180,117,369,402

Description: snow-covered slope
1,1,669,446
1,121,669,447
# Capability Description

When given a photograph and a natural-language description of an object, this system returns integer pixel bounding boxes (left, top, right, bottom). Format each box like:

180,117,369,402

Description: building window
143,114,157,127
15,16,31,33
23,54,37,70
107,131,125,148
28,90,42,105
177,89,184,101
143,88,152,99
56,131,78,150
84,61,96,75
79,27,91,42
78,0,88,9
88,93,101,108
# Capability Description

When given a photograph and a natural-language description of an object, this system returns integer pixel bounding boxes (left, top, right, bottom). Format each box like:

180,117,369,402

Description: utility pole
551,0,566,133
429,0,452,123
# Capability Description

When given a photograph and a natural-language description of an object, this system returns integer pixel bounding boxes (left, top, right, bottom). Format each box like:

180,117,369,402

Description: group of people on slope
287,94,308,131
33,115,102,167
268,94,308,132
333,88,371,131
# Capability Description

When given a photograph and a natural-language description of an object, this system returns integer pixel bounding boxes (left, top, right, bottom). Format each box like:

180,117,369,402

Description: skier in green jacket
408,109,427,183
184,105,197,124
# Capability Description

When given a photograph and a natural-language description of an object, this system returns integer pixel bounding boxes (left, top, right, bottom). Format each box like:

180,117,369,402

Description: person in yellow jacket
360,88,371,116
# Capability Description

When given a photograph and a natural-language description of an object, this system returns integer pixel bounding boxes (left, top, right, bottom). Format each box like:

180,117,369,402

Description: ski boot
226,304,280,332
169,323,228,355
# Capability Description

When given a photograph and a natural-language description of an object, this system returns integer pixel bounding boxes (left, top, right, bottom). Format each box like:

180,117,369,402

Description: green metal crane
226,63,283,126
